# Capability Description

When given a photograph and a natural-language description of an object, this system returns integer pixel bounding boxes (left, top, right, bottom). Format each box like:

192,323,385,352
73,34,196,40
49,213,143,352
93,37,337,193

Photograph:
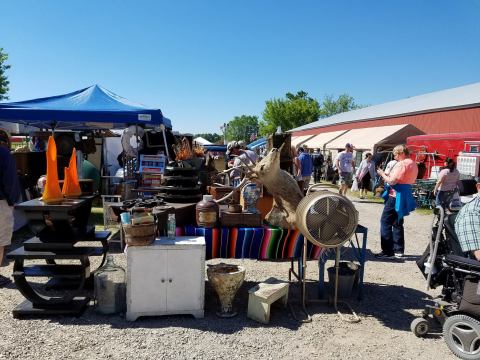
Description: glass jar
94,255,126,314
167,213,176,239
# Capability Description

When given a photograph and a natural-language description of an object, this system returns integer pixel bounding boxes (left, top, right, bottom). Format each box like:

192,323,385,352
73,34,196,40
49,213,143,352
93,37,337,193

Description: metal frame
317,224,368,300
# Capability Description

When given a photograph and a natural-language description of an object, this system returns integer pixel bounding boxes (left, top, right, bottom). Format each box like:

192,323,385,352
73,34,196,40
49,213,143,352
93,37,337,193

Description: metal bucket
327,261,358,299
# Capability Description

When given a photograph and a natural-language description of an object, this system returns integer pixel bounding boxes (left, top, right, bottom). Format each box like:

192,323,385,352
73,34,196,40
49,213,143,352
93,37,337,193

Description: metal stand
289,238,361,323
318,225,368,300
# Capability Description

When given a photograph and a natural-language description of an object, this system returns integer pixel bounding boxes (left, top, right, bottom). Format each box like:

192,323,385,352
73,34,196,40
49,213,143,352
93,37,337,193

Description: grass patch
414,207,434,216
90,206,104,227
349,191,384,203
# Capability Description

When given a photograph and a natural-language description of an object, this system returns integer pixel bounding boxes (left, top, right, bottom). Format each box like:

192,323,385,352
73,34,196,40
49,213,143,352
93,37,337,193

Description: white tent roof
193,136,213,145
301,130,349,149
290,82,480,132
326,124,424,151
291,134,315,147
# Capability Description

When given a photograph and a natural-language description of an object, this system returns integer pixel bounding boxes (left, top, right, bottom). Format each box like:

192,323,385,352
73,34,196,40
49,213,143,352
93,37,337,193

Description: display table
176,224,368,300
126,236,206,321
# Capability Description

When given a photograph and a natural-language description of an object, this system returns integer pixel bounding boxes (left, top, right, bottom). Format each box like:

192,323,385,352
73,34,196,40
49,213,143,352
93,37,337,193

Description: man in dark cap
0,129,21,287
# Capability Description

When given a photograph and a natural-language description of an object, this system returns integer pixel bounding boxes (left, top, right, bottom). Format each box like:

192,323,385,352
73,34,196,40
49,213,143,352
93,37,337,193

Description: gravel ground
0,196,456,360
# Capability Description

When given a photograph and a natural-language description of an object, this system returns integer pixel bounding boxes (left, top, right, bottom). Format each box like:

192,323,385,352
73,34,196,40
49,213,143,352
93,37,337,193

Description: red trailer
406,132,480,179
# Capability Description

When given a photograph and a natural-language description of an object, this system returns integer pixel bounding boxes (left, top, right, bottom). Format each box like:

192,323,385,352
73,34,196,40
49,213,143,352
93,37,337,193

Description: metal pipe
426,206,444,290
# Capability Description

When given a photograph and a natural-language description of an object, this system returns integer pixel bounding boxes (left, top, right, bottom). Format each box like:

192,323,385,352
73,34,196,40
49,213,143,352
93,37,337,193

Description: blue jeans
380,196,404,255
435,190,449,208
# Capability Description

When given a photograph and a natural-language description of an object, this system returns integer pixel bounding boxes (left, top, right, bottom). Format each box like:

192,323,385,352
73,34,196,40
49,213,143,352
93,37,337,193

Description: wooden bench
247,277,289,324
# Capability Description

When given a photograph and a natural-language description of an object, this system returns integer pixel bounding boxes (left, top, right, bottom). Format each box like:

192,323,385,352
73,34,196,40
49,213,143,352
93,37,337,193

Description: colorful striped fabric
175,226,324,260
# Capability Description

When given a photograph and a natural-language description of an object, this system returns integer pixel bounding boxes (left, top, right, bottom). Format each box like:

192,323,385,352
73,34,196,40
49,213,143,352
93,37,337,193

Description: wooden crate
220,211,262,227
208,186,240,204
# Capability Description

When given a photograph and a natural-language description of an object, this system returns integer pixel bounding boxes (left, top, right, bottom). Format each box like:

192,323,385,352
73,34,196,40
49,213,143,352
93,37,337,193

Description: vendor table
175,225,322,260
176,224,368,300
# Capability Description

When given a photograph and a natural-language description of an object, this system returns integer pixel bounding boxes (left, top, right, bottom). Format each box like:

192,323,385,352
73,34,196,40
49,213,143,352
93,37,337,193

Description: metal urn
207,263,246,317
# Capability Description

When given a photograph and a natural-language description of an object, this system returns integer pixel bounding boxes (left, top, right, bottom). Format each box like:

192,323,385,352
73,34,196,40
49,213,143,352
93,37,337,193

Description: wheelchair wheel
443,314,480,360
411,317,429,337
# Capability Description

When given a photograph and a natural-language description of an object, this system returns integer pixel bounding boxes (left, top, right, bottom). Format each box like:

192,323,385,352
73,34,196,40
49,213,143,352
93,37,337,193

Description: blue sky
1,1,479,134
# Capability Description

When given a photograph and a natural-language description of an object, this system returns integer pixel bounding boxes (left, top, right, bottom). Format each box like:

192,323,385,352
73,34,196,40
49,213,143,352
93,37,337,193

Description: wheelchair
412,200,480,359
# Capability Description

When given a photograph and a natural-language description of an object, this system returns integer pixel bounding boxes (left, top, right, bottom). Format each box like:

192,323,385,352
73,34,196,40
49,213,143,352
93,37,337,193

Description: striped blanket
175,226,323,260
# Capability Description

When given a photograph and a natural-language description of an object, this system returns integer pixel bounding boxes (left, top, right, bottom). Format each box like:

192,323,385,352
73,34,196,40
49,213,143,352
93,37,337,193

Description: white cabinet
126,236,205,321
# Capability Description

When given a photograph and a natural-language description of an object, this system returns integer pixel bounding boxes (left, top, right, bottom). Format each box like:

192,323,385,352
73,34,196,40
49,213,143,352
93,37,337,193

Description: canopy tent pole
160,124,170,160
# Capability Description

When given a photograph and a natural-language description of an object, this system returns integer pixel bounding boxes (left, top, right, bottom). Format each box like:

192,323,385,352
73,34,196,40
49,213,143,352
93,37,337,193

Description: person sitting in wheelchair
455,176,480,260
410,177,480,359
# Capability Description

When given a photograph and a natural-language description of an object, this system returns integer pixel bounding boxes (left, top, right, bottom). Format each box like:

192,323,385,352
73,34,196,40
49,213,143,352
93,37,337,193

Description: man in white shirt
336,143,356,196
226,141,258,186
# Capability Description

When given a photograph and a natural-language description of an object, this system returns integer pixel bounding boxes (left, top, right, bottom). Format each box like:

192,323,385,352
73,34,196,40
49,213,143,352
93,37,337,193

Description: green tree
320,94,362,117
0,48,11,101
225,115,259,143
259,91,321,136
193,133,222,144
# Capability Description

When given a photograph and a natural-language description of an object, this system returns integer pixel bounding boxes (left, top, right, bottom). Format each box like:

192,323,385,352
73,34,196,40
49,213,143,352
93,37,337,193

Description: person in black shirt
0,130,21,287
312,148,324,183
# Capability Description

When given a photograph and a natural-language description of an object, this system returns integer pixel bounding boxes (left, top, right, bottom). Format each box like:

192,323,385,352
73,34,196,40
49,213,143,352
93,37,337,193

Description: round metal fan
121,125,144,158
296,191,358,248
294,191,360,322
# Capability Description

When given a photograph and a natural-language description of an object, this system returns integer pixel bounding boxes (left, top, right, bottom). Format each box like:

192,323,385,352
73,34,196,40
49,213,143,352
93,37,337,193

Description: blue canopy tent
0,84,171,130
247,137,266,149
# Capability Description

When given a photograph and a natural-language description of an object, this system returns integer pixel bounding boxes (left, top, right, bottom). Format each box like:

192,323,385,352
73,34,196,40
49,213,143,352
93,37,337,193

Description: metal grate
296,192,358,248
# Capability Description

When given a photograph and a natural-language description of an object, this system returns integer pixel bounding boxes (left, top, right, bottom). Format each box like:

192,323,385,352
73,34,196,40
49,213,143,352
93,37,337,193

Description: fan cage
296,191,358,248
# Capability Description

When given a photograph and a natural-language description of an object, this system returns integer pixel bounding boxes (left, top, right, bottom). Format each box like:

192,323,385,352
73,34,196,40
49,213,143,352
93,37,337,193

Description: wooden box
208,186,240,204
220,211,263,227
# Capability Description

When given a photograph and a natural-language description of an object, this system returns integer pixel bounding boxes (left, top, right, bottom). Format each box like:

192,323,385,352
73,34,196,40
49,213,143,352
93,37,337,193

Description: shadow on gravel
354,282,430,332
7,279,434,335
42,280,313,333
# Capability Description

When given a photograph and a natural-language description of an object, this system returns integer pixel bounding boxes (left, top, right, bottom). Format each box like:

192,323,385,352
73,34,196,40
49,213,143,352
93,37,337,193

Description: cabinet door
128,249,168,313
166,249,203,311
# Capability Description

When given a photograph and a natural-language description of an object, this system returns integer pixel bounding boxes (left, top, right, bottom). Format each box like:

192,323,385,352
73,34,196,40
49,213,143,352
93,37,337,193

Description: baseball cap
226,141,238,155
345,143,353,149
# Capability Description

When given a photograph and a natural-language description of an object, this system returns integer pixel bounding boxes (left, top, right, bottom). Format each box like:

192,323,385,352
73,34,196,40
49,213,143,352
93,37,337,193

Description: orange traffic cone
62,148,82,198
42,136,63,203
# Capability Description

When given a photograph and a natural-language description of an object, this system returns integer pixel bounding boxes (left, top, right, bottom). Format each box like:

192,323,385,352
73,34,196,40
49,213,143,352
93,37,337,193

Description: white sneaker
394,253,404,259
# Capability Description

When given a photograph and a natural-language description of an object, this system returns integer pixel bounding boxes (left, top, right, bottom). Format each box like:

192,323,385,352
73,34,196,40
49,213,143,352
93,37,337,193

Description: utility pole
221,123,228,144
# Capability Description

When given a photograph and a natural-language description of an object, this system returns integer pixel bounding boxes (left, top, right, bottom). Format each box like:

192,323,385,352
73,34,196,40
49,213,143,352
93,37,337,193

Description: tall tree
320,94,362,117
225,115,259,143
259,91,321,136
193,133,222,144
0,48,11,101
